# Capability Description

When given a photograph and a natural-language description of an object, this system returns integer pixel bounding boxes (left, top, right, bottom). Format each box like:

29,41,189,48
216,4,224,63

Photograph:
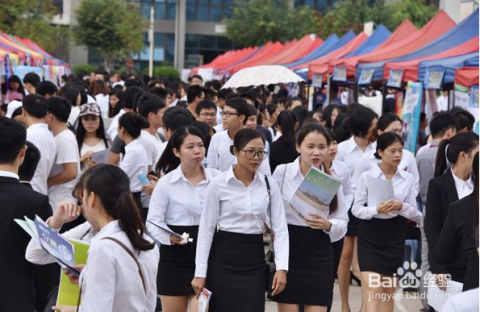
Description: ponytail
434,132,479,177
114,191,155,251
83,165,155,251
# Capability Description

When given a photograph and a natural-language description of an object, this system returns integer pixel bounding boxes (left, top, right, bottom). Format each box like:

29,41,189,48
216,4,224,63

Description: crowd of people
0,71,478,312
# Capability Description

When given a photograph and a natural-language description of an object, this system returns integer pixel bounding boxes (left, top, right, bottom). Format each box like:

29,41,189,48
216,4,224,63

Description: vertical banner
402,82,423,153
454,84,469,110
468,85,479,134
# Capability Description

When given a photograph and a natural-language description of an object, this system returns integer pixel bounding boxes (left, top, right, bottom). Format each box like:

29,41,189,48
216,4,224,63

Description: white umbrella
222,65,305,89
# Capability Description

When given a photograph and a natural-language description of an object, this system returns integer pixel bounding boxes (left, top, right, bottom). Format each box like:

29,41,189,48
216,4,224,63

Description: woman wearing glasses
352,113,419,194
192,129,289,312
269,123,348,312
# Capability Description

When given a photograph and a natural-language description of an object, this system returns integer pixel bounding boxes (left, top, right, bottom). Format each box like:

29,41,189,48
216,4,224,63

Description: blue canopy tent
344,25,391,57
418,52,479,84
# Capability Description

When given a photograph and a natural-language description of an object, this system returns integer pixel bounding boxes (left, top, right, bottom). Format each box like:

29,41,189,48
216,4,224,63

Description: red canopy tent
258,35,323,66
219,41,285,75
307,33,369,79
455,67,479,86
191,46,258,74
383,36,479,81
324,20,418,79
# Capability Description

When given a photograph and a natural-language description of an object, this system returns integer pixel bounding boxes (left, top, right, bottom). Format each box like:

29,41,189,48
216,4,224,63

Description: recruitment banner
468,85,479,134
402,82,422,153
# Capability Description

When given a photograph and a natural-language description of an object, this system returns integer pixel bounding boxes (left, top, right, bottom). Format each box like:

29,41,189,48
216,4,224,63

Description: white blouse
352,164,421,223
195,167,289,278
336,136,375,181
272,158,349,243
147,166,221,245
451,168,474,200
120,139,148,192
331,160,354,209
79,220,159,312
352,141,420,195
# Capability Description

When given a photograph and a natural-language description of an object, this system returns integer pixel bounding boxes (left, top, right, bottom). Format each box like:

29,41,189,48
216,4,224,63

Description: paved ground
265,283,423,312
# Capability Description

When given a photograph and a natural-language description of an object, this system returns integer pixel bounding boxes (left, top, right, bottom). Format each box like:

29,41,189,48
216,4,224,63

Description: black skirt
157,225,198,296
269,225,333,306
346,208,361,236
206,230,265,312
358,216,407,276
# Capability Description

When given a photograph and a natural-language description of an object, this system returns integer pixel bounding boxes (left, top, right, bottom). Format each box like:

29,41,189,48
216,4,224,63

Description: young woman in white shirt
192,129,289,312
147,125,220,312
352,132,421,312
117,112,149,218
270,123,348,312
353,112,419,195
335,105,377,312
76,103,110,171
53,165,159,312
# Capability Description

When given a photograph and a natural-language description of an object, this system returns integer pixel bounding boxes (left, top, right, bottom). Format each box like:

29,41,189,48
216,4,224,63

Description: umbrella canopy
222,65,304,89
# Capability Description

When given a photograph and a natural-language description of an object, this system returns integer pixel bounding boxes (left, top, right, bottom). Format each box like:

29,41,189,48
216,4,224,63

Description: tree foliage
74,0,146,71
223,0,319,47
0,0,69,57
224,0,438,47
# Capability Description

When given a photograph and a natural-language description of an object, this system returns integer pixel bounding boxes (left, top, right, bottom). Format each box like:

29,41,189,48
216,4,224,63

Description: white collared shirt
272,158,349,242
120,139,148,192
331,160,354,209
147,166,221,245
451,168,474,200
139,130,160,168
107,109,125,140
27,123,57,195
352,164,421,223
0,170,19,179
26,221,95,265
195,167,289,278
206,130,271,175
336,136,375,182
48,129,81,211
352,141,420,195
79,220,159,312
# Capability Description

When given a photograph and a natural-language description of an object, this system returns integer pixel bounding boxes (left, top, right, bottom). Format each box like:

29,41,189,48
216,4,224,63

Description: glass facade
185,34,235,67
186,0,234,22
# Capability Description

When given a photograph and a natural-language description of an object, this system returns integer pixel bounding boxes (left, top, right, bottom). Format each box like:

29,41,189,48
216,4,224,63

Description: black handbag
264,176,276,294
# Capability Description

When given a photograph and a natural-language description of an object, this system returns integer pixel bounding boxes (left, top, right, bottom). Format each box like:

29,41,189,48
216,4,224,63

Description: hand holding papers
147,220,194,244
198,288,212,312
366,177,397,219
289,167,342,223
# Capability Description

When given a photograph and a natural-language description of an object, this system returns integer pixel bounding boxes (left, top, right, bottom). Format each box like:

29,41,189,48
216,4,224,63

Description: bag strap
102,237,147,292
264,175,274,252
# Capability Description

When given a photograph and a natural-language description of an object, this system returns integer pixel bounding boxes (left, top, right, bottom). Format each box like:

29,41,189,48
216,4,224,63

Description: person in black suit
0,117,52,312
269,110,299,173
425,132,479,285
434,152,479,291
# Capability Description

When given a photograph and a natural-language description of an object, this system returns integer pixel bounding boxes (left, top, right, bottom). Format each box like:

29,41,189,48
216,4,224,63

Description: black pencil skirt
358,216,407,276
269,225,333,306
157,225,198,296
206,230,266,312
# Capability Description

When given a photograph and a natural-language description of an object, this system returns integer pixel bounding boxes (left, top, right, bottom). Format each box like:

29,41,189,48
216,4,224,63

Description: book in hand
15,215,80,275
289,166,342,221
147,220,194,243
365,176,397,219
198,288,212,312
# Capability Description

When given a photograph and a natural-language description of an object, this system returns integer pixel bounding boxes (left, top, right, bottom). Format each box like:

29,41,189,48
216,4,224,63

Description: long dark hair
369,112,402,142
109,88,123,118
76,113,110,154
156,125,206,175
297,123,338,215
276,110,297,148
119,112,149,139
8,75,25,95
83,165,155,251
434,132,479,177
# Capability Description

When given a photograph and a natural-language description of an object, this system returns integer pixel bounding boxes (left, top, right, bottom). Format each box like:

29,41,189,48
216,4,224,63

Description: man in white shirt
207,98,271,175
22,94,57,195
436,89,449,112
46,97,80,211
107,86,145,140
216,88,233,126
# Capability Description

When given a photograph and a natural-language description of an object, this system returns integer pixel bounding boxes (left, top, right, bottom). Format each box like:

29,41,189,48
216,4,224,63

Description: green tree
389,0,438,29
223,0,320,47
74,0,146,71
0,0,69,57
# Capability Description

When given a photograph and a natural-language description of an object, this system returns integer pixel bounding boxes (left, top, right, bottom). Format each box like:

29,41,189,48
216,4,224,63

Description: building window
129,0,176,20
184,34,235,67
186,0,238,22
